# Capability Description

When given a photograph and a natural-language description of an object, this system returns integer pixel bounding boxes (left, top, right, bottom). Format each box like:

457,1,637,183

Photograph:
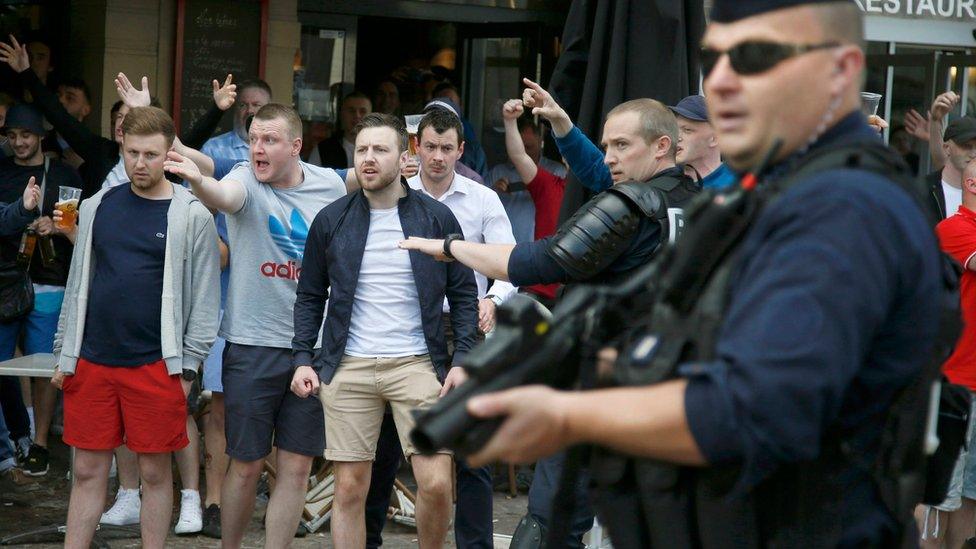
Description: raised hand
521,78,572,137
164,150,202,186
502,99,524,121
213,74,237,111
115,72,151,109
931,92,960,122
903,109,930,142
0,34,29,73
22,176,39,210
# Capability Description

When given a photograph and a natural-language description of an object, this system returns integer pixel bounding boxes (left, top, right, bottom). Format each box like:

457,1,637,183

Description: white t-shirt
344,206,428,357
943,180,963,218
220,161,346,348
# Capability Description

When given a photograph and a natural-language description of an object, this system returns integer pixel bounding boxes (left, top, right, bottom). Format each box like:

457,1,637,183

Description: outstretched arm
164,151,245,213
398,237,515,282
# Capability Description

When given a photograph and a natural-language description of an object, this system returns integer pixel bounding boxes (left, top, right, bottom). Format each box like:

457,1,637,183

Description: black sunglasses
701,41,840,78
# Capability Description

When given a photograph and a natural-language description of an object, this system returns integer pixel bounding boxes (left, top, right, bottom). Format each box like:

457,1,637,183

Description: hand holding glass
55,186,82,231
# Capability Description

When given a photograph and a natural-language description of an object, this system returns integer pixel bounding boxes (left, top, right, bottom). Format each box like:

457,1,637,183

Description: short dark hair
418,108,463,146
353,113,408,153
121,106,176,147
342,90,371,106
238,79,273,99
58,77,92,105
0,92,14,109
432,82,458,98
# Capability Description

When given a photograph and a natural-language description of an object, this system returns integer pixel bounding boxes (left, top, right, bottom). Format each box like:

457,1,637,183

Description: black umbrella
548,0,705,222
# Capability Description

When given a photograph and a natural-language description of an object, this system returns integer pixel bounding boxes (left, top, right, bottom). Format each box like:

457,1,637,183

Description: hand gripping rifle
410,258,662,457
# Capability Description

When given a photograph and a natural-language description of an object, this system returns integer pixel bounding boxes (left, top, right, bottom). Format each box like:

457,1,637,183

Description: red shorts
62,358,188,453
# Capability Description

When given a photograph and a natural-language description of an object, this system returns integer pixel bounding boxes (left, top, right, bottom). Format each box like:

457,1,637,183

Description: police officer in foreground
412,1,950,547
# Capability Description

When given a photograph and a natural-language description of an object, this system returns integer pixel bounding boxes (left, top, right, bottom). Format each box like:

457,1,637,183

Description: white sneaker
174,489,203,534
100,488,141,525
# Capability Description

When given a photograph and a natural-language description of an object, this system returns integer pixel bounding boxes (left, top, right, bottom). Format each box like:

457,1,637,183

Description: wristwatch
443,233,464,259
487,295,503,306
181,369,197,382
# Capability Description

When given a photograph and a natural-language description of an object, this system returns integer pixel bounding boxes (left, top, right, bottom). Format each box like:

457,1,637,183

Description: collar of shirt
955,205,976,220
406,171,473,201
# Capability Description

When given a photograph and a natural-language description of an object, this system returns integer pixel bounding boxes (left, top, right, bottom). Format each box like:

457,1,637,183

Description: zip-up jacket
53,183,220,376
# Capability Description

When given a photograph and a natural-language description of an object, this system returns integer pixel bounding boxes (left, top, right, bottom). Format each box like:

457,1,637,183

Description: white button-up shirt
407,172,518,311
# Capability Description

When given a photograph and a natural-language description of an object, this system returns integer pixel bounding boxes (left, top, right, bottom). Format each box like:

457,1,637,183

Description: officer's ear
656,135,673,160
828,44,865,98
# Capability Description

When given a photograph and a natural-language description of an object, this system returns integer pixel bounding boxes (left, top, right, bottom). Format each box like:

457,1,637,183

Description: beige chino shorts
320,354,450,461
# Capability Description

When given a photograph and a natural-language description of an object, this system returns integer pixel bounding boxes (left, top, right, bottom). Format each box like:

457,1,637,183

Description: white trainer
100,488,141,525
174,489,203,534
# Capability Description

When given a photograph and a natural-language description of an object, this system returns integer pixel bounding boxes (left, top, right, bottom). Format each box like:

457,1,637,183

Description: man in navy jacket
290,112,478,548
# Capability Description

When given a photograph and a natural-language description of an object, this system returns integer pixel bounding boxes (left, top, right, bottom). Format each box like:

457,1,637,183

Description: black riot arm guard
546,188,652,280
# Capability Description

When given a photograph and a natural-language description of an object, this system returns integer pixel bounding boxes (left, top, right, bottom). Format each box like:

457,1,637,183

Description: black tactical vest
546,171,700,286
591,142,961,549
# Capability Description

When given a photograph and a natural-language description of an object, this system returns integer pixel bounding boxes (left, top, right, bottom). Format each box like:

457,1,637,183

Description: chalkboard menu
174,0,267,135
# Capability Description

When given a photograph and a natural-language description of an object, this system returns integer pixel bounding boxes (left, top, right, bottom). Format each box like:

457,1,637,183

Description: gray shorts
222,342,325,461
936,397,976,511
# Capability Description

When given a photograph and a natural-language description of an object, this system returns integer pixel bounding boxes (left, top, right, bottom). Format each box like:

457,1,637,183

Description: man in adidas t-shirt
172,103,346,547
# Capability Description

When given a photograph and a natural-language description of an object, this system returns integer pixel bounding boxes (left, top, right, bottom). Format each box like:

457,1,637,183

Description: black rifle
410,258,662,457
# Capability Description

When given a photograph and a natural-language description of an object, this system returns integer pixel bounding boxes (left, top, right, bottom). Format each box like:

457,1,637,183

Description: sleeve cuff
293,350,315,370
181,355,203,373
451,349,468,367
682,362,745,465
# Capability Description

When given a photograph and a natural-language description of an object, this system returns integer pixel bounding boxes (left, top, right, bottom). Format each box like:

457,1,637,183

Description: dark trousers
0,376,30,444
528,451,594,548
364,412,494,548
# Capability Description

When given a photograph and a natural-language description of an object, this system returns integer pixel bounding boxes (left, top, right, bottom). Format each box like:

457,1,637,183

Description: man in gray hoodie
51,106,220,549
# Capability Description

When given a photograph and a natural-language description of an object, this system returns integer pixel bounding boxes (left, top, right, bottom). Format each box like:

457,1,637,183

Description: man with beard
290,112,478,548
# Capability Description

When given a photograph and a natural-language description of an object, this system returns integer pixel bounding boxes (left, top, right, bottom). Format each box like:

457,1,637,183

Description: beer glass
405,114,424,158
860,92,882,117
55,186,82,231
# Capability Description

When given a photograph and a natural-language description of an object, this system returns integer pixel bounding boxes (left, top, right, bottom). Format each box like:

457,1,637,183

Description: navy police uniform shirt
682,112,942,545
80,184,171,367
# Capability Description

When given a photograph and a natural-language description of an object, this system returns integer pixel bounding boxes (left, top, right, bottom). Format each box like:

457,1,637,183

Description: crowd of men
1,0,976,547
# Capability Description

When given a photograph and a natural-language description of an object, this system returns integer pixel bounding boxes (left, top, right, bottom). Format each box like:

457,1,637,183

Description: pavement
0,437,532,548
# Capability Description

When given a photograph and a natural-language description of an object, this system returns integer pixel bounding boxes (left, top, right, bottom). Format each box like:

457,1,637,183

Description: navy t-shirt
80,185,170,367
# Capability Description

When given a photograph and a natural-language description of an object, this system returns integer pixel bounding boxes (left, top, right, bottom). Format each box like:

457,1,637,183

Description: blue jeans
528,452,594,548
365,412,494,548
0,298,63,448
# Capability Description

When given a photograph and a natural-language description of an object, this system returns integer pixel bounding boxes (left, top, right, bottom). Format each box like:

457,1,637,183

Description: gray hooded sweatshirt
53,183,220,376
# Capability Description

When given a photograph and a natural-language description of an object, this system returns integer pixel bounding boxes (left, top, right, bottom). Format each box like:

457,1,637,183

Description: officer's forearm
564,379,707,465
449,240,514,282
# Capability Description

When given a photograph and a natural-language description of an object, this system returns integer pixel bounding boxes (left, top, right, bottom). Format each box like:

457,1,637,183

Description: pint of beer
405,114,423,158
56,186,82,231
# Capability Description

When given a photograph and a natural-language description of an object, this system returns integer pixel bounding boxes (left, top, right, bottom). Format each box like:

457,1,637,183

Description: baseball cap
944,117,976,145
669,95,709,123
2,104,45,135
711,0,847,23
